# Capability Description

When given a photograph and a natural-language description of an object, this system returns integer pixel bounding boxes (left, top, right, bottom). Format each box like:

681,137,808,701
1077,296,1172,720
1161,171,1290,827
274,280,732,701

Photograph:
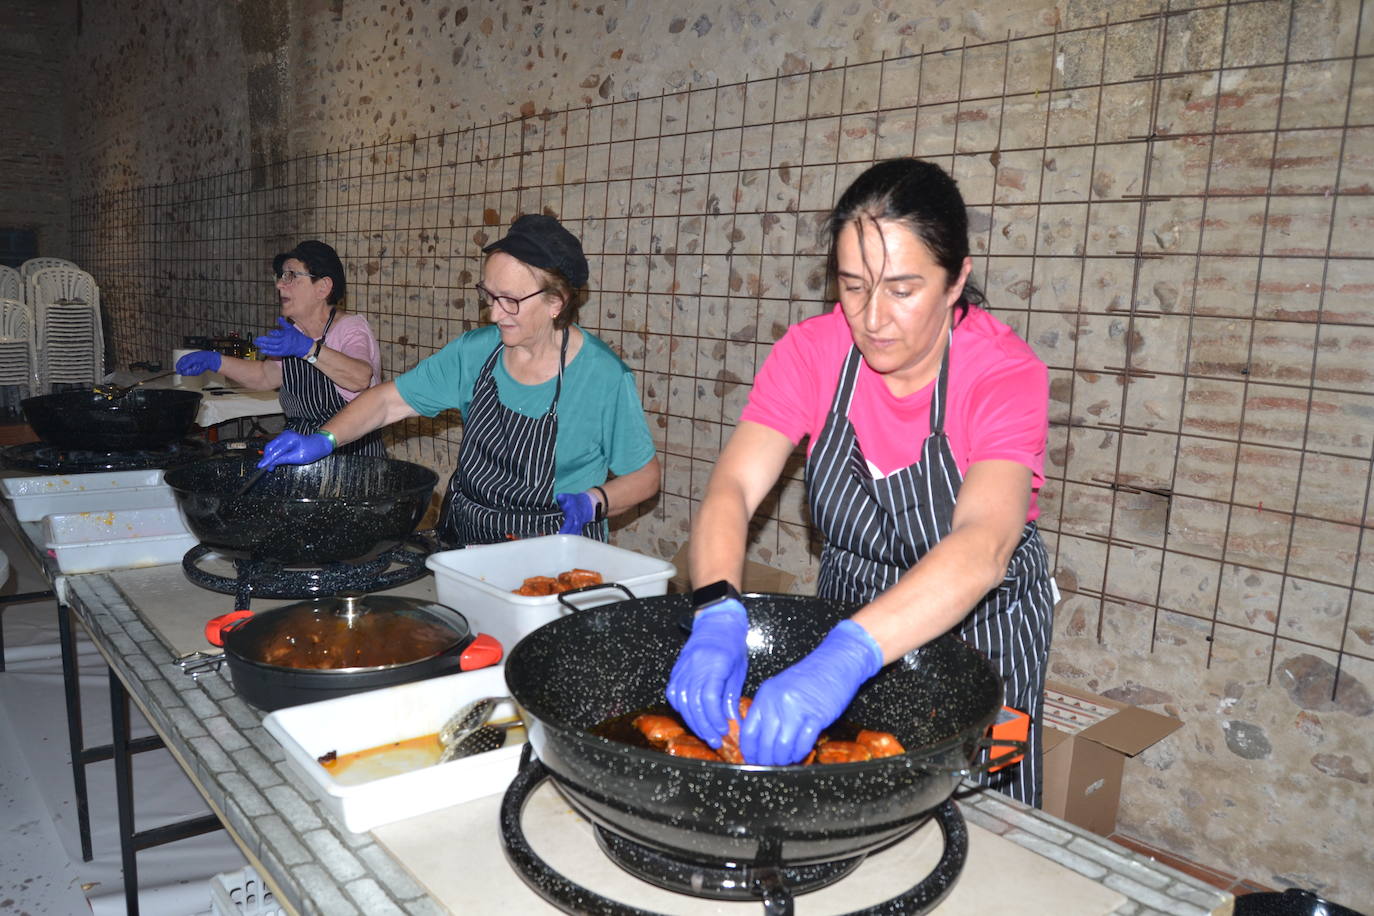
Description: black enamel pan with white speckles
504,592,1003,867
22,388,203,450
164,454,438,564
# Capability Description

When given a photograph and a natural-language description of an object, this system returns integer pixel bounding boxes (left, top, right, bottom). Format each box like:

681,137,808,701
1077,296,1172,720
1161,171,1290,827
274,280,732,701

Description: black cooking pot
164,454,438,564
22,388,203,451
505,593,1007,869
208,594,503,711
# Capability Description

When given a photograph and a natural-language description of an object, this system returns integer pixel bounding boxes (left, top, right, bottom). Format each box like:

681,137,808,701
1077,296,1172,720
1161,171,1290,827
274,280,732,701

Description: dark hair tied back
826,158,984,310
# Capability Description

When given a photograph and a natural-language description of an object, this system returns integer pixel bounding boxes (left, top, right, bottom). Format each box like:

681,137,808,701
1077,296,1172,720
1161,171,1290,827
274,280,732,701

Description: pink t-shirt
322,313,382,402
740,304,1048,522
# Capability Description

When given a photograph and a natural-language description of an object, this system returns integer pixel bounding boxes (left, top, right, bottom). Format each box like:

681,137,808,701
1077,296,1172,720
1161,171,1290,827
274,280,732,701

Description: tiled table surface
42,551,1231,916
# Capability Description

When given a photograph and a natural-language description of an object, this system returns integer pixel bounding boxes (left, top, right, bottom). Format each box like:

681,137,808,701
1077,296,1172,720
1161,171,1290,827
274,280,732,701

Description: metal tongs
437,695,521,762
177,650,226,680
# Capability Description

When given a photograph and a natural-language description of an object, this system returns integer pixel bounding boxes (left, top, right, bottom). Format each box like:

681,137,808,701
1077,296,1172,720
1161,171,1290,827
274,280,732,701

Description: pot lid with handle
217,594,483,672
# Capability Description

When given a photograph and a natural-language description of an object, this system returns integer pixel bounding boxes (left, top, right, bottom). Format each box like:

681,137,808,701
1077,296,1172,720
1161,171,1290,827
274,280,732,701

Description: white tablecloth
193,387,283,426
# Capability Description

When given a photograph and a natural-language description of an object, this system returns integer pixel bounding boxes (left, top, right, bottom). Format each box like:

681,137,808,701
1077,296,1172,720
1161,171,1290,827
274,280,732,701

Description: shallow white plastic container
1,469,175,521
42,505,199,574
263,665,522,833
425,534,677,652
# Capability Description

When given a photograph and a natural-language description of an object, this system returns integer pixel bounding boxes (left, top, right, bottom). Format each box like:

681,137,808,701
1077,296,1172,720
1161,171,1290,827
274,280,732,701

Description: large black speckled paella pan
22,388,203,451
504,592,1007,869
163,453,437,565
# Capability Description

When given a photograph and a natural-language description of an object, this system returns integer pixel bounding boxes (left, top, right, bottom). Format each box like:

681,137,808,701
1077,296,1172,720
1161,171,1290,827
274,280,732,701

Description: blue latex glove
555,491,596,534
256,430,334,470
253,317,314,358
738,619,884,766
175,350,221,376
665,599,749,748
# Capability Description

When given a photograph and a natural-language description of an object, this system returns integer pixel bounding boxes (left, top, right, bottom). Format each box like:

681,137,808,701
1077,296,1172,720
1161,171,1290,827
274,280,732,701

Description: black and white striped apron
277,309,386,457
437,329,607,548
805,340,1055,806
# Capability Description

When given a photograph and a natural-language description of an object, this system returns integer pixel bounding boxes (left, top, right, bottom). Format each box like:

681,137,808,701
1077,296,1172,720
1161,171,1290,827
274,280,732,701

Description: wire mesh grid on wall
71,0,1372,684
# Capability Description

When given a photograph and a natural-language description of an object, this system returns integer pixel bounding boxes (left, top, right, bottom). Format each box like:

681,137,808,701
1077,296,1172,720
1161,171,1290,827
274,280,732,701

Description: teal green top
394,324,657,494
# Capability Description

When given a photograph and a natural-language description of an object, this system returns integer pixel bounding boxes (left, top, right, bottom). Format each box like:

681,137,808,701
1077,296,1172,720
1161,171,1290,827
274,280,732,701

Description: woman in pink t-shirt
667,159,1055,807
174,239,386,456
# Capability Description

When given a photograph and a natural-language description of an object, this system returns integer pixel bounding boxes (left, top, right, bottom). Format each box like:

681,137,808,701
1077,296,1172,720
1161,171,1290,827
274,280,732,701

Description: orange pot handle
204,609,254,646
460,633,504,670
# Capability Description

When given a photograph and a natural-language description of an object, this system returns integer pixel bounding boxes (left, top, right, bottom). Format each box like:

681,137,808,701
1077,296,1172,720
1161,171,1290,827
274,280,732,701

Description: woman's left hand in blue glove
257,430,335,469
555,491,596,534
253,317,314,358
738,619,885,766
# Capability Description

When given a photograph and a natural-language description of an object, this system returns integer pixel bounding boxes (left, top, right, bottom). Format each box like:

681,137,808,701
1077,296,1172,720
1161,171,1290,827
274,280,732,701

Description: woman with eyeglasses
666,159,1055,806
256,214,661,547
174,239,386,456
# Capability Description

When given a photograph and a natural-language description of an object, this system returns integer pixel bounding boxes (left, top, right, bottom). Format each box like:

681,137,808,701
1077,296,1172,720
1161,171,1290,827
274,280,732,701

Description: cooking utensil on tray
203,593,503,711
504,591,1020,871
164,453,438,564
436,695,521,762
21,388,204,451
438,695,502,747
442,723,519,760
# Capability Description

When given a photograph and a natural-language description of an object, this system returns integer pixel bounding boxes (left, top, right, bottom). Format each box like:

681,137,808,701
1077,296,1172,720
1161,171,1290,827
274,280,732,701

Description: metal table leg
59,601,96,862
109,668,142,916
108,669,223,916
58,601,169,862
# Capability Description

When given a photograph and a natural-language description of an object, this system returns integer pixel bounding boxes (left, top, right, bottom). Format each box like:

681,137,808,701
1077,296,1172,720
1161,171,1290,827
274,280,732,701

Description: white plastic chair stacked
19,257,79,286
0,297,38,400
28,266,103,392
0,265,21,303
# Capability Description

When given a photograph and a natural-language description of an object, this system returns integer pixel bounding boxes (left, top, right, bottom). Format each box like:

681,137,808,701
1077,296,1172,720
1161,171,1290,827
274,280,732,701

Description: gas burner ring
181,540,432,609
498,754,968,916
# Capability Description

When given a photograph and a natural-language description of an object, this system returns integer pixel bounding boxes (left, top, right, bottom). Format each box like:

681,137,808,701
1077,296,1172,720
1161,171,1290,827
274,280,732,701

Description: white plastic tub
425,534,677,652
42,506,199,574
2,469,175,521
263,665,521,833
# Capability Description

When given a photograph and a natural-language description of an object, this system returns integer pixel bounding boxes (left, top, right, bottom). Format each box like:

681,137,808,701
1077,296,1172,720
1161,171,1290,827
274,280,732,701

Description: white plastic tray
42,506,198,574
263,665,522,833
2,469,175,521
425,534,677,652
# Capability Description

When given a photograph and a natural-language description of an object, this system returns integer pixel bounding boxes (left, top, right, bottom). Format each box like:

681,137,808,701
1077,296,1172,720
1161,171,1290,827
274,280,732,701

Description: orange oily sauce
317,718,528,785
319,732,444,785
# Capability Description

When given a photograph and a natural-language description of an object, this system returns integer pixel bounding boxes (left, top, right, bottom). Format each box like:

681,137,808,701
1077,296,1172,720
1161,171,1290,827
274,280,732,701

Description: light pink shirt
322,313,382,402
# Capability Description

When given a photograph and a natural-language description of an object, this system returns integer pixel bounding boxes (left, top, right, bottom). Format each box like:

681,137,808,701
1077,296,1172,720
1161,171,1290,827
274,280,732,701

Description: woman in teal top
257,214,661,546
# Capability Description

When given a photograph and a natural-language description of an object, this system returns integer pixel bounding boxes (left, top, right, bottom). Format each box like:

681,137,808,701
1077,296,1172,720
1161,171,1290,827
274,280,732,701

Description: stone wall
39,0,1374,905
0,0,72,259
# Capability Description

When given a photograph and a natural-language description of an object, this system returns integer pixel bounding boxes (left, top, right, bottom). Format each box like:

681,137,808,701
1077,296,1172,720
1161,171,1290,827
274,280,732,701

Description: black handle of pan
555,581,636,611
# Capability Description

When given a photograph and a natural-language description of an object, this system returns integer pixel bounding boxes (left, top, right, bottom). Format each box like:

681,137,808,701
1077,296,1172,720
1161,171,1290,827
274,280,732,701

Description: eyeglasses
275,268,318,284
475,282,548,315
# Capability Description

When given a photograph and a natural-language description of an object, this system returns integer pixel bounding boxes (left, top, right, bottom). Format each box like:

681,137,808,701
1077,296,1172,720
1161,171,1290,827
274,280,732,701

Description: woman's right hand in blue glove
665,598,750,748
737,619,884,766
175,350,221,376
257,430,334,470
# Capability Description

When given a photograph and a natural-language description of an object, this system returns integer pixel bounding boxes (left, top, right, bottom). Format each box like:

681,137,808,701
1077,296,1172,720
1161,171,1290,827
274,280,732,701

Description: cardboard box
1041,681,1183,836
668,543,798,595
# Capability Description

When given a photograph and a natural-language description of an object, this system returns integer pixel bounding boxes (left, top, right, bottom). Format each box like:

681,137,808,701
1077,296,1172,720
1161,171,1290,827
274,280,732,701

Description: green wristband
316,429,338,449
